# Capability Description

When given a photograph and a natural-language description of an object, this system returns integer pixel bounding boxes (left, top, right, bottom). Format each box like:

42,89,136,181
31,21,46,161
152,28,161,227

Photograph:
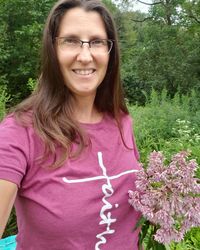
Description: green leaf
153,241,166,250
141,223,150,240
134,216,147,230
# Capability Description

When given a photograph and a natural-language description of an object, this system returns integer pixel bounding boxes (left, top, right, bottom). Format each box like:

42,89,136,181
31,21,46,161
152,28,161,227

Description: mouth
72,69,96,76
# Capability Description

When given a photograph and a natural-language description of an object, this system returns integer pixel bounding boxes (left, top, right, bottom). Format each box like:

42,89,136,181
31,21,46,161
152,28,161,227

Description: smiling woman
0,1,141,249
56,7,109,101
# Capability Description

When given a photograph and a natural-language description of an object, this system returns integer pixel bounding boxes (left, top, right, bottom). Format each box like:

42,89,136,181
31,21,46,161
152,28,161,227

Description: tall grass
130,89,200,166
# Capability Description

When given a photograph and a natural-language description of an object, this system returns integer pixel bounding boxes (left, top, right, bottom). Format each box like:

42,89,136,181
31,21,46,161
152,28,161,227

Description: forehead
58,7,107,38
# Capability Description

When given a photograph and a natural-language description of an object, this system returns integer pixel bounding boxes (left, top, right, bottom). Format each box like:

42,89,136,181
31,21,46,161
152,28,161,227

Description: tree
0,0,55,105
120,0,200,103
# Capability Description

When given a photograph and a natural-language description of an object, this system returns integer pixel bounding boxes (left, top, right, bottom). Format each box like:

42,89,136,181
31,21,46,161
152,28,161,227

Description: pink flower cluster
128,151,200,244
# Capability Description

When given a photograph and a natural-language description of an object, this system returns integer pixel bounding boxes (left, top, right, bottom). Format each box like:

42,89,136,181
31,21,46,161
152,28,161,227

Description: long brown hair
14,0,129,168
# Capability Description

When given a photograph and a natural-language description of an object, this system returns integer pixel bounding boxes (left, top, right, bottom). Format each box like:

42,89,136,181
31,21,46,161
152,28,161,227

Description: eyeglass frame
55,37,114,54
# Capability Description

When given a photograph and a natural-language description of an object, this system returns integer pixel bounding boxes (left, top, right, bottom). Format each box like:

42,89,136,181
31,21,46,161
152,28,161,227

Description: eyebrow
58,34,107,40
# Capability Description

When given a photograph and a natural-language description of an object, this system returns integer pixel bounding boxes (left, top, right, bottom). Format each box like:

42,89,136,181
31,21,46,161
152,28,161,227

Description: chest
15,123,141,249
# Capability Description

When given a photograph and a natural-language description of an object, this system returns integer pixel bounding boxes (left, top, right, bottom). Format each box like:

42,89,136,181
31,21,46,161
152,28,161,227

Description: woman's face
56,7,109,100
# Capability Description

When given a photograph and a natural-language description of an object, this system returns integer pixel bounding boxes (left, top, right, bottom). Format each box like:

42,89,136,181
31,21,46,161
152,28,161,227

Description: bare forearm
0,180,17,238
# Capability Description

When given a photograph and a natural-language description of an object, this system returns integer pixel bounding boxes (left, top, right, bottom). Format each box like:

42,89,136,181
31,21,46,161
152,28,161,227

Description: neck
72,95,103,124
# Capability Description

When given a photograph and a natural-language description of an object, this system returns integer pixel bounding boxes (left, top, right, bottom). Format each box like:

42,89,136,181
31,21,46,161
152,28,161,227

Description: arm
0,179,17,238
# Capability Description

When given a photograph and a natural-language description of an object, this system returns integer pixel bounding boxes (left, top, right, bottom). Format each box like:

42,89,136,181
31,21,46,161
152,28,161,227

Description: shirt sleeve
0,115,30,188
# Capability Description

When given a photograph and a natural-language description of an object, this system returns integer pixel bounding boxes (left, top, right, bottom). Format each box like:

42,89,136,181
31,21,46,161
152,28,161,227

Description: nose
76,44,93,63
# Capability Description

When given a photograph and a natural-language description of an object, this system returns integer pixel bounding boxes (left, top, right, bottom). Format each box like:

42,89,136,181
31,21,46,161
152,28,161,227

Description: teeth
73,69,94,75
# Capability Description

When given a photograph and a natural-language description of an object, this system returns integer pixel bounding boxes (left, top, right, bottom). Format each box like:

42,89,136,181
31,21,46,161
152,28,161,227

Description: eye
61,38,80,46
91,39,107,47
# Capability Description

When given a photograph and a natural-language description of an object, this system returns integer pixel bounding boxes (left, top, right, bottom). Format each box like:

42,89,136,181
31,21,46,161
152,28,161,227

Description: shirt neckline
79,113,109,130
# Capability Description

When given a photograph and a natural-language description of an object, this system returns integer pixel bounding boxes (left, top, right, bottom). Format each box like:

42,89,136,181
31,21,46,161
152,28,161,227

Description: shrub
0,85,10,121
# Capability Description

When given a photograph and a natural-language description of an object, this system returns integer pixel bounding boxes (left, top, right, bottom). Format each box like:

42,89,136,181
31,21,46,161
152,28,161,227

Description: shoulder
121,112,132,123
119,112,134,131
120,113,140,160
0,114,31,153
0,113,31,135
0,112,39,151
1,114,24,132
101,112,133,132
104,112,132,124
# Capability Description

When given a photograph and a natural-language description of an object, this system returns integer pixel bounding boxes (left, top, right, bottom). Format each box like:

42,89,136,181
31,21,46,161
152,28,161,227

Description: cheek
56,50,72,70
56,53,64,70
99,56,109,71
95,52,109,64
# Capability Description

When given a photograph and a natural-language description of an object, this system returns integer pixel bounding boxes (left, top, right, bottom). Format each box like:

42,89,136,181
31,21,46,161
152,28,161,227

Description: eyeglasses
56,37,113,54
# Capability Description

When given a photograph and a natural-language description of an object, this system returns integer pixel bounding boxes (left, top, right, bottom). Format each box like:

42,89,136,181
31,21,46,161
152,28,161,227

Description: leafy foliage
130,89,200,164
0,85,10,121
0,0,55,104
117,0,200,104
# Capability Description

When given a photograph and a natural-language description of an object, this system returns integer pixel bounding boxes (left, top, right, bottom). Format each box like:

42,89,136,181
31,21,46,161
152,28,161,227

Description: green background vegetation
0,0,199,249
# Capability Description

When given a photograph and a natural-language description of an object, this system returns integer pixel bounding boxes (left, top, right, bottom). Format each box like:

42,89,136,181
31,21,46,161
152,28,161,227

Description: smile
72,69,95,75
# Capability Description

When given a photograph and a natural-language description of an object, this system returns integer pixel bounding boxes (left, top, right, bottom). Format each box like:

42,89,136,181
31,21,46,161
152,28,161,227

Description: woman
0,0,141,249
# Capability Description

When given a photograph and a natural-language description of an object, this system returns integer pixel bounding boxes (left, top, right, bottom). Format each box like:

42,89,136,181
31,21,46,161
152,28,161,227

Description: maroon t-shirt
0,114,141,250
